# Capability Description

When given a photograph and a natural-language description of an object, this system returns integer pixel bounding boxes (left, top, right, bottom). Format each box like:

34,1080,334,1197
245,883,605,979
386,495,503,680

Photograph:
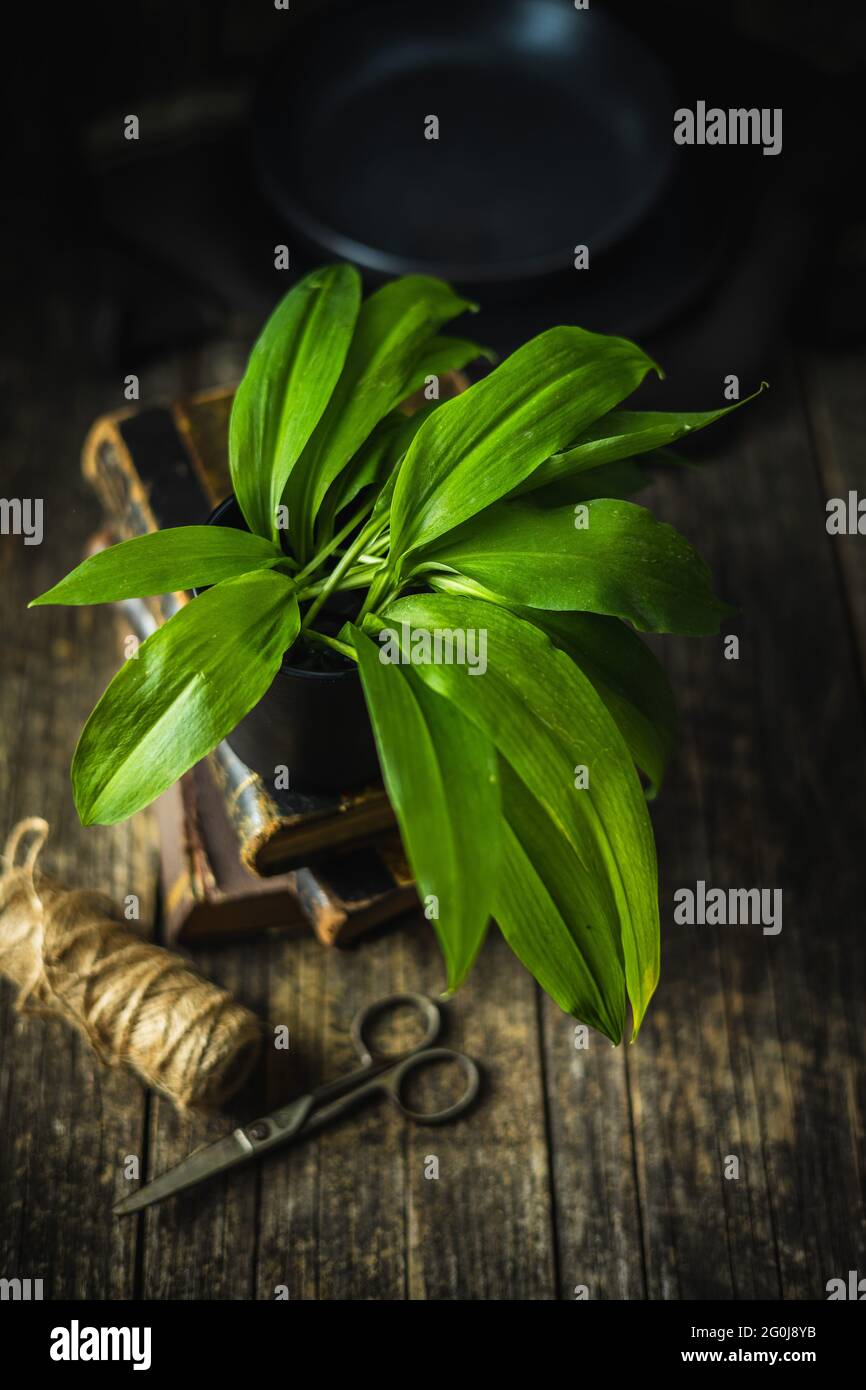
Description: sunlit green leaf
285,275,475,558
30,526,283,606
352,625,499,988
389,326,659,573
513,392,763,498
419,498,732,634
510,608,676,796
495,762,625,1042
401,335,495,397
73,570,300,824
420,578,677,793
229,264,361,541
317,405,437,542
523,458,651,509
374,594,659,1038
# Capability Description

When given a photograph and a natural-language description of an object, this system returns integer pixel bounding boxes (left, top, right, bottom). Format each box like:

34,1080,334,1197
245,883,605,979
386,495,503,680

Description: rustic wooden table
2,284,864,1300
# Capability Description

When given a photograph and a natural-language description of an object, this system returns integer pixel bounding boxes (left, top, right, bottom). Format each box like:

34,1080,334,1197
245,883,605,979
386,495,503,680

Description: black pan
253,0,676,288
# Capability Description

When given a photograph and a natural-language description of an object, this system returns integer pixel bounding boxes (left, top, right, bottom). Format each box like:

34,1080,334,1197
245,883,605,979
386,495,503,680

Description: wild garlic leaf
421,577,677,792
29,526,283,606
352,625,499,990
388,326,659,574
509,608,676,797
513,394,761,498
317,405,437,541
72,570,299,825
418,498,732,635
229,264,361,543
315,335,491,542
495,762,626,1043
378,594,660,1038
285,275,475,558
401,334,495,397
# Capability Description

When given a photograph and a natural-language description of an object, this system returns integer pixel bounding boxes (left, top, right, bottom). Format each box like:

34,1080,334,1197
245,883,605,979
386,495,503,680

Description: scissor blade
113,1129,253,1217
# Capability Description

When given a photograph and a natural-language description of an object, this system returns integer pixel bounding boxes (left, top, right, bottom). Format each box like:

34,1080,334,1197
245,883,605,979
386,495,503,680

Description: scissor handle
383,1047,481,1124
351,991,442,1066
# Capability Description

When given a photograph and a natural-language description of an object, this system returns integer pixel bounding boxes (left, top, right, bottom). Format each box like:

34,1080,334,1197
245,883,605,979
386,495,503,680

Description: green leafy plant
32,264,759,1040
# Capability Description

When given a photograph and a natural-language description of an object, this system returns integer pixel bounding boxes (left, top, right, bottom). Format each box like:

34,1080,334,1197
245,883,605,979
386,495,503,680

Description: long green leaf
229,265,361,542
495,763,625,1042
352,626,499,989
511,608,676,796
285,275,475,558
374,595,660,1038
400,335,494,397
315,338,489,543
317,405,438,541
72,570,300,825
419,498,732,634
422,576,676,793
388,326,659,573
30,527,283,606
513,392,762,498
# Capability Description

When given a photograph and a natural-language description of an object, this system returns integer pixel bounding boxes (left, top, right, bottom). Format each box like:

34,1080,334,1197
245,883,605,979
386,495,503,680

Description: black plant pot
200,496,381,795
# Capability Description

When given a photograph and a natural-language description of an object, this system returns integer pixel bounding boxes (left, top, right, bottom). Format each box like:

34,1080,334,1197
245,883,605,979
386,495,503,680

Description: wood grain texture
2,310,864,1300
618,358,862,1299
800,351,866,680
0,294,159,1300
402,936,554,1302
251,922,554,1300
541,1003,646,1300
139,939,270,1299
542,356,866,1300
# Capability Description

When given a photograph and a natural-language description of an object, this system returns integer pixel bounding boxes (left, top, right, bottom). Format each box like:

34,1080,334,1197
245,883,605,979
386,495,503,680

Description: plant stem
301,515,388,630
297,567,379,601
292,497,376,589
426,571,493,600
304,629,357,661
357,566,397,622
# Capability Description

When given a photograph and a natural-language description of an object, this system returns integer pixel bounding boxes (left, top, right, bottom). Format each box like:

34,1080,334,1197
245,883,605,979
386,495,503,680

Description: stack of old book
83,382,431,948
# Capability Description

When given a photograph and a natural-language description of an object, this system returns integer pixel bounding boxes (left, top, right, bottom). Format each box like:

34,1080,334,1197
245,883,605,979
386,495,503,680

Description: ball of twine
0,818,261,1110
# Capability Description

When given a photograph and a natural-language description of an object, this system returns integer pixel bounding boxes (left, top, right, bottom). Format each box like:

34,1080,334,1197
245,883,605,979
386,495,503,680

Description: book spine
288,868,348,947
206,742,298,876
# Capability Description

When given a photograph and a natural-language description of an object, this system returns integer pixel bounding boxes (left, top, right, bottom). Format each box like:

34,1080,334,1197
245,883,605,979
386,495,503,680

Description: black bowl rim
250,0,676,286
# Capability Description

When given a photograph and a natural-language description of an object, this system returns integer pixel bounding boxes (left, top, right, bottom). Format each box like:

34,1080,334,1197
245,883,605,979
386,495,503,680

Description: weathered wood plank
252,919,555,1300
139,939,271,1299
133,343,268,1299
252,932,331,1301
594,358,864,1299
305,928,415,1301
541,1001,646,1300
800,350,866,678
401,929,554,1300
0,301,159,1299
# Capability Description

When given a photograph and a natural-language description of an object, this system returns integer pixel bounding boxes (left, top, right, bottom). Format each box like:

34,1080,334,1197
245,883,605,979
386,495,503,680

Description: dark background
4,0,866,390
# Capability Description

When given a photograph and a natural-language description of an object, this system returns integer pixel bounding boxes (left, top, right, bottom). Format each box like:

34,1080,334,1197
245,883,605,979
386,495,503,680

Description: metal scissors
114,992,480,1216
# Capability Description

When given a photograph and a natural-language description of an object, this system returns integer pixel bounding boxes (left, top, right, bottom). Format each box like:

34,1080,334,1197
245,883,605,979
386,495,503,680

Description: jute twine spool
0,818,261,1110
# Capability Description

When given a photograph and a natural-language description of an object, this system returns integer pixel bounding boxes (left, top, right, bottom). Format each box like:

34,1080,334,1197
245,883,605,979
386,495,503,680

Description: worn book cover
154,756,417,948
